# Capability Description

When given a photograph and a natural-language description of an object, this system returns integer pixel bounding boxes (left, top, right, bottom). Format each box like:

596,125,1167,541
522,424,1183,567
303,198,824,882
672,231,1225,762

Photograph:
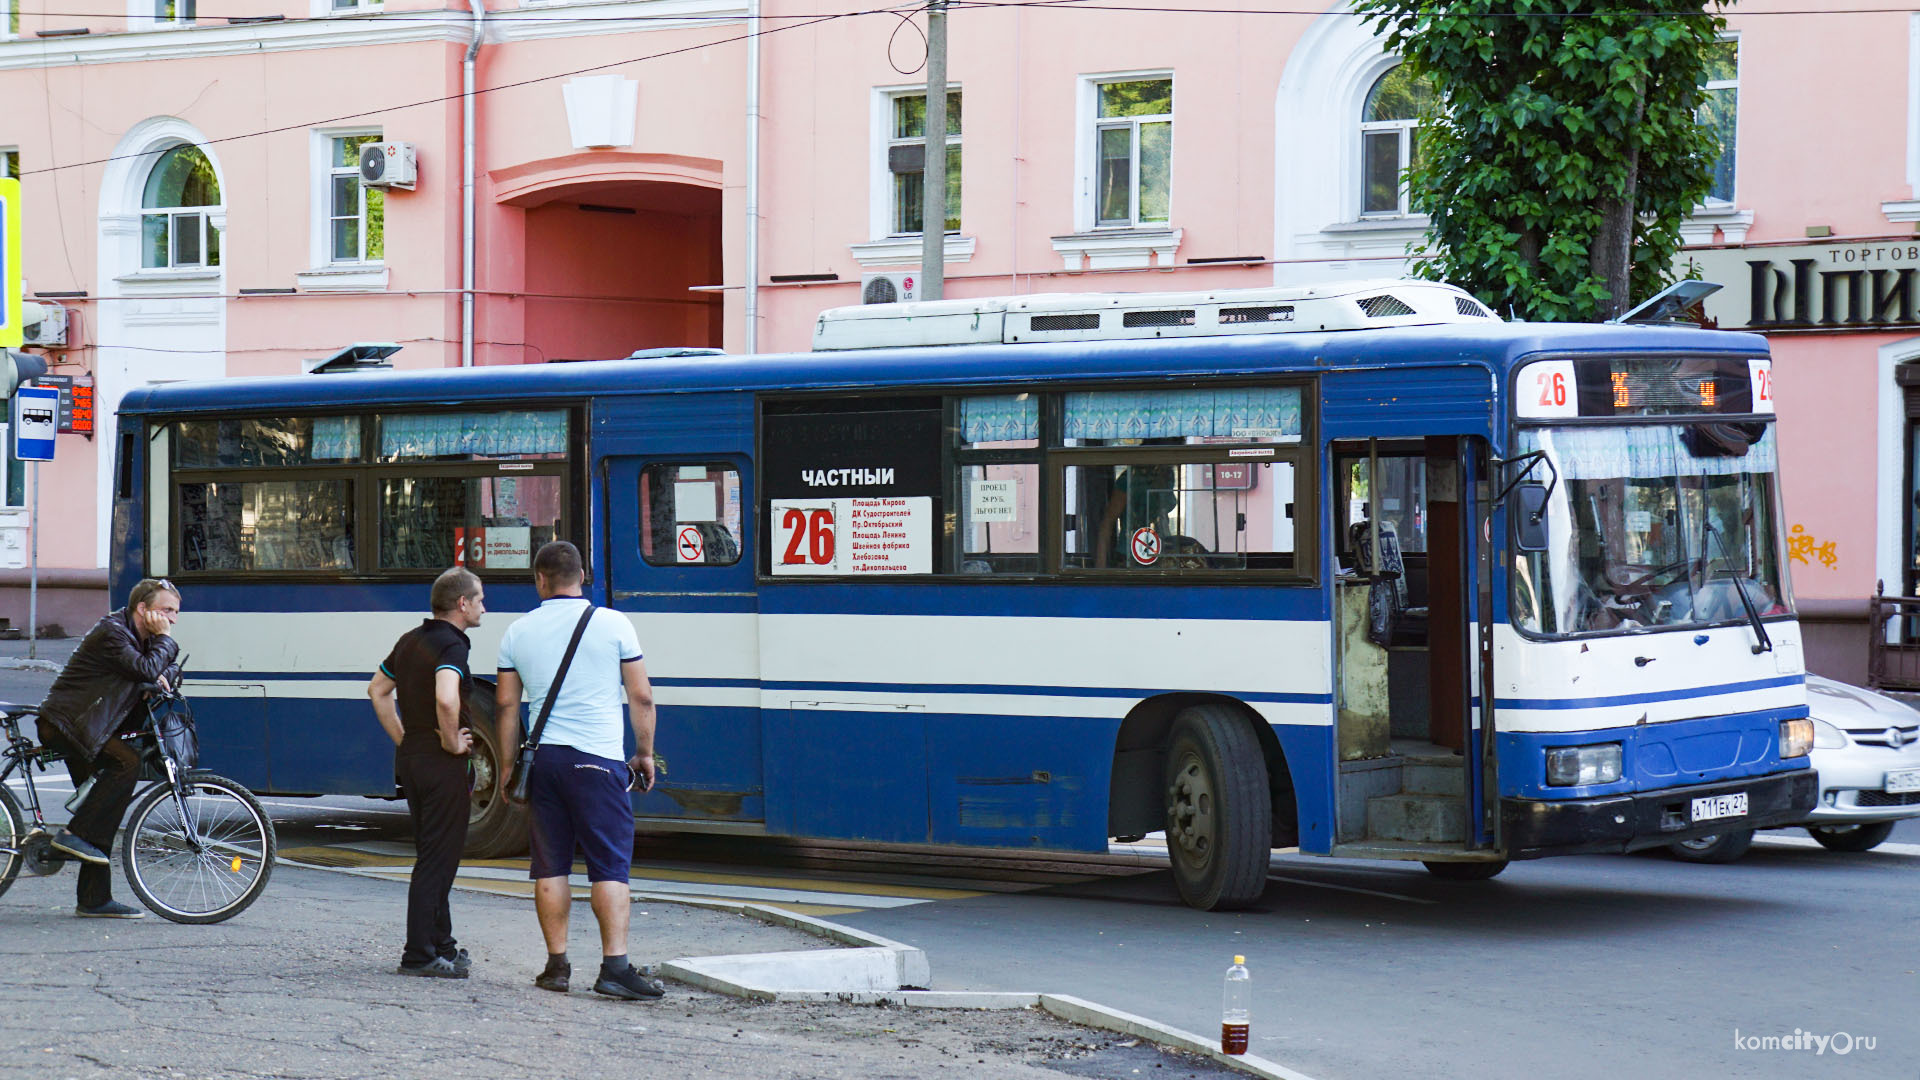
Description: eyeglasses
155,578,177,594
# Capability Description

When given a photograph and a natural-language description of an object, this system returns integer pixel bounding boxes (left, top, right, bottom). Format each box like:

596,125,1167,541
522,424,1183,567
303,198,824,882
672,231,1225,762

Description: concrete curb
1039,994,1320,1080
0,658,60,672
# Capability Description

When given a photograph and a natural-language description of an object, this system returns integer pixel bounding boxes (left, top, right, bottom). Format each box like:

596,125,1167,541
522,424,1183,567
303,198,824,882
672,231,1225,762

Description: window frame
881,87,963,238
139,142,222,271
155,404,589,583
1086,75,1174,230
637,460,745,568
1699,35,1740,207
1357,64,1425,219
322,131,385,266
754,378,1319,585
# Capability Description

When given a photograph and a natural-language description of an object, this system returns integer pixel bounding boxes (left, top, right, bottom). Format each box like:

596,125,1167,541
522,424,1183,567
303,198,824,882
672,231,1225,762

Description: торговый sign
1680,241,1920,330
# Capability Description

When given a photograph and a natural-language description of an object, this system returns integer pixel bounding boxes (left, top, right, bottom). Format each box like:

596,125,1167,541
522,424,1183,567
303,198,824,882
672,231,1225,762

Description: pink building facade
0,0,1910,679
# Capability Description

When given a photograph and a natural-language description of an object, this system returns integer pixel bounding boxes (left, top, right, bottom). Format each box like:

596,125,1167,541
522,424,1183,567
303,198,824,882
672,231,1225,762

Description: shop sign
1680,241,1920,331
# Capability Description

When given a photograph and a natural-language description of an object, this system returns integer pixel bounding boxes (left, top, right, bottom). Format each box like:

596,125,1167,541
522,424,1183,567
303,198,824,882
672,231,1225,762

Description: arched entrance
490,154,724,363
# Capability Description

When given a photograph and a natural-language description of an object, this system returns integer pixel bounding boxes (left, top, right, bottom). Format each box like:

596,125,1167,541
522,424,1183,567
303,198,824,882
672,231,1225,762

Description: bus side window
640,464,743,566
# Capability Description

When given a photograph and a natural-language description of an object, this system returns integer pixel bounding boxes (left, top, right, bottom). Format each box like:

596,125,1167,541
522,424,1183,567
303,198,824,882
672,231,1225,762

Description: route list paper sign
771,497,932,575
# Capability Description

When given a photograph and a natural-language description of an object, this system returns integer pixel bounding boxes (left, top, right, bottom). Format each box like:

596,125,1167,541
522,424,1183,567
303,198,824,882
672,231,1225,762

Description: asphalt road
6,645,1915,1080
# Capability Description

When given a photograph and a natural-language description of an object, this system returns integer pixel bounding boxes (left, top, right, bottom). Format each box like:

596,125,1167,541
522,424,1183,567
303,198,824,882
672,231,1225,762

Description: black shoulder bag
504,604,597,806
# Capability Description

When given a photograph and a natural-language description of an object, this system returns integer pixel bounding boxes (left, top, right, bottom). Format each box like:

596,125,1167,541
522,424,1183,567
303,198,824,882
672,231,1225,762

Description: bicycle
0,681,276,923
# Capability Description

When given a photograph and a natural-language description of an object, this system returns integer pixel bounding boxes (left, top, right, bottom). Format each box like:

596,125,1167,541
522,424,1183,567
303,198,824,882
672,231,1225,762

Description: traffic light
3,349,46,397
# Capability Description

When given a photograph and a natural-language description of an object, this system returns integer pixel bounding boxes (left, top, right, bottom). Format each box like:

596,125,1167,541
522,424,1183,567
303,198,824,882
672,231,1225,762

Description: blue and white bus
112,279,1817,910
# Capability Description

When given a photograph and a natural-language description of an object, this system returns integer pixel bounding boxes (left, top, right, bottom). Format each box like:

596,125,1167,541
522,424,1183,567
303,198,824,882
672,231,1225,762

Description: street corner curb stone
664,946,916,999
639,894,931,990
0,658,59,672
1038,994,1322,1080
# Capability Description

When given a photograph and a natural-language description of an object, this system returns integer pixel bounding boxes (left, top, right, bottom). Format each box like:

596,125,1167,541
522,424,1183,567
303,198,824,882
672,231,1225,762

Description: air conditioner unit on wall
359,141,418,190
861,271,919,305
21,302,68,347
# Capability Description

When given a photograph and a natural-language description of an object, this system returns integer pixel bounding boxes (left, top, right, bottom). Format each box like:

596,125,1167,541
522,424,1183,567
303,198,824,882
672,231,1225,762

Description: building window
1360,64,1431,217
140,144,221,270
327,133,384,263
331,0,380,10
3,149,18,180
887,91,961,235
1699,38,1738,204
4,0,18,39
155,0,194,23
1094,78,1172,228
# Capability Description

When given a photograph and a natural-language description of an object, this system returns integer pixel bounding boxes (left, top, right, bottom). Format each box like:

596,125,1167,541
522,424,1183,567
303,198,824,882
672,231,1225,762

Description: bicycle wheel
122,771,276,924
0,785,23,899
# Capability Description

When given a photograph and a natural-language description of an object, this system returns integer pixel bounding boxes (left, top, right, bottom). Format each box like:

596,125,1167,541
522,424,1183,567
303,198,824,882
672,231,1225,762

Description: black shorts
527,743,634,883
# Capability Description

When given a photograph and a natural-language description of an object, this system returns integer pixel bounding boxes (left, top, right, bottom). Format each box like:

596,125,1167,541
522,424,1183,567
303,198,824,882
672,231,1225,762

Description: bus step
1400,762,1465,798
1366,793,1466,844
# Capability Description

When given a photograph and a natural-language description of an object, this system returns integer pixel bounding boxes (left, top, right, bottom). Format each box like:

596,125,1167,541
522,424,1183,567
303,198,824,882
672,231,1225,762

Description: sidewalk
0,863,1235,1080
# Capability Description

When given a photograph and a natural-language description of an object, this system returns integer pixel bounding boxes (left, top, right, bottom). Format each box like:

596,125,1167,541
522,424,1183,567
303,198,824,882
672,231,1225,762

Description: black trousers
396,751,471,966
41,724,141,909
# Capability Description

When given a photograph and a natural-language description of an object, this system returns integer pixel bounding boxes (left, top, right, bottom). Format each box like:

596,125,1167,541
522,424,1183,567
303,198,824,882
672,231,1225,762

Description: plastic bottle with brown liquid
1221,955,1250,1055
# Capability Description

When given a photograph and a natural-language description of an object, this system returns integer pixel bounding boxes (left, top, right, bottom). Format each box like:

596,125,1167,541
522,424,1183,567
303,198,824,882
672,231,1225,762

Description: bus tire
1422,859,1508,881
462,691,529,859
1668,829,1754,864
1164,704,1271,911
1806,822,1895,852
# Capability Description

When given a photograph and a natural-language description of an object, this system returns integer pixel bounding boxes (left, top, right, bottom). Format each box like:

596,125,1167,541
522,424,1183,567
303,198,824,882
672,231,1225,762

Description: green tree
1352,0,1726,320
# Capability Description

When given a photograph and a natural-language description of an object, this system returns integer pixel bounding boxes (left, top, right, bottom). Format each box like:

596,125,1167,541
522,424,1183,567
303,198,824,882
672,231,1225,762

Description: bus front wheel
1668,829,1754,864
1163,705,1271,911
463,691,530,859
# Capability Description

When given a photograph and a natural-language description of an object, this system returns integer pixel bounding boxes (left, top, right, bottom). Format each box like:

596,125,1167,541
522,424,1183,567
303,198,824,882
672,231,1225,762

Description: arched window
1359,64,1432,217
141,144,221,269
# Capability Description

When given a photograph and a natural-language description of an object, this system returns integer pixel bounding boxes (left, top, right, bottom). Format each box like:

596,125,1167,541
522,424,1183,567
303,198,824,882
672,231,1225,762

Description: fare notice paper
771,496,931,575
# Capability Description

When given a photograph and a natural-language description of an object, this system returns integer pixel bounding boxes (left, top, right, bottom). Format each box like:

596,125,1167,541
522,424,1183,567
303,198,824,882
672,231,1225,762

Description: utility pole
919,0,948,302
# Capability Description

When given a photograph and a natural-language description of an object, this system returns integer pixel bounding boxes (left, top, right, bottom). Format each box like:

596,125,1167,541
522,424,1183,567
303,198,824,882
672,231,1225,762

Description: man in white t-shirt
493,540,663,1000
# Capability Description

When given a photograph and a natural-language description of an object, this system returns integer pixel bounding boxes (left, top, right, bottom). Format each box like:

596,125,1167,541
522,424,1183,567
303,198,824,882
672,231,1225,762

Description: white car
1671,675,1920,863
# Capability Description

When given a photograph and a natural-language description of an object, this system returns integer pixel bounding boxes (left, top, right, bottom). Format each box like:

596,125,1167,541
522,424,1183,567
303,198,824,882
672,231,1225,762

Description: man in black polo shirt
368,566,485,978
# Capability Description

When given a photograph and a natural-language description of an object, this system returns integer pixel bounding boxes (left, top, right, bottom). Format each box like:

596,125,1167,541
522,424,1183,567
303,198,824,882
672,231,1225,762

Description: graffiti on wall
1787,524,1838,569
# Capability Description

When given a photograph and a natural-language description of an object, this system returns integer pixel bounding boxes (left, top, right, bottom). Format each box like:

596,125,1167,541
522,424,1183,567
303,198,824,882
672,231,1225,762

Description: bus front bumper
1501,768,1819,859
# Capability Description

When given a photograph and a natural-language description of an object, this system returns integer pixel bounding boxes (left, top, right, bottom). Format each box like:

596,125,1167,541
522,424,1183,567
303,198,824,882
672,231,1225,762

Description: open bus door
1331,436,1503,874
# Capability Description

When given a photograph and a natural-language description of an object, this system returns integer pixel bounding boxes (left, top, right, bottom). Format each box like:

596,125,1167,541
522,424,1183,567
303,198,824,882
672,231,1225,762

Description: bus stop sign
13,385,56,460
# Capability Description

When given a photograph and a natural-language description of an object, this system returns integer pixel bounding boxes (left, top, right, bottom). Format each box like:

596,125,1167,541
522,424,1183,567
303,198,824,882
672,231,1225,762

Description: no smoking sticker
1130,526,1161,566
676,525,704,564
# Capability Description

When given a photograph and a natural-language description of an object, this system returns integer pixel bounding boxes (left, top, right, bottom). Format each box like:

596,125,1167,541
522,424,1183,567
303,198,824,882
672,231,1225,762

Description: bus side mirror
1512,483,1549,553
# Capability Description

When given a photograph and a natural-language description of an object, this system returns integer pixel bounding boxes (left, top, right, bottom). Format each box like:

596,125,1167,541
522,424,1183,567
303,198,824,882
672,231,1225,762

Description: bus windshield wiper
1704,521,1773,655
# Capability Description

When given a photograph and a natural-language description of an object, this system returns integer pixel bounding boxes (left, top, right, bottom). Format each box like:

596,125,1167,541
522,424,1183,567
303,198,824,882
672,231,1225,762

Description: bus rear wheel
463,691,529,859
1163,705,1271,911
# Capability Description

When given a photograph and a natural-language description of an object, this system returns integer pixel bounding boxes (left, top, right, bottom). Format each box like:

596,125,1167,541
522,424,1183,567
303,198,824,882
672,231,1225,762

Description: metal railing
1867,582,1920,690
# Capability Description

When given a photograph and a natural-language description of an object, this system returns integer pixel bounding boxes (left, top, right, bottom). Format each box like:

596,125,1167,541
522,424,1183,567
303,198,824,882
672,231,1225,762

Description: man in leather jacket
37,578,182,918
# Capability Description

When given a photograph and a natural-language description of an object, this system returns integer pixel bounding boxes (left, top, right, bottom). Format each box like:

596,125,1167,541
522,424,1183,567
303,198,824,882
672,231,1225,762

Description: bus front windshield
1510,423,1791,637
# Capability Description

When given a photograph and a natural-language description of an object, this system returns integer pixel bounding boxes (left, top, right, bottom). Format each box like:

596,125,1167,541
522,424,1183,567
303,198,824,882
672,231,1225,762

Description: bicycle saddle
0,702,38,720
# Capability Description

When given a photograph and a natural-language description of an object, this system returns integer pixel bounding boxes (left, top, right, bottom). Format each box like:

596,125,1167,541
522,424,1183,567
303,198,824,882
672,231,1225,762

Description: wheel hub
1166,755,1215,862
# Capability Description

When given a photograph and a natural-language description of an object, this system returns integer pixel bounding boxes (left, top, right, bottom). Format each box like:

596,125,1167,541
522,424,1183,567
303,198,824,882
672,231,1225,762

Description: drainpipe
462,0,486,367
744,0,761,354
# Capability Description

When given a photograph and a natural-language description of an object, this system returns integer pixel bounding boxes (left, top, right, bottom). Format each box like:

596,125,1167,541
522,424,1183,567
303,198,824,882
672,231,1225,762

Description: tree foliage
1351,0,1727,320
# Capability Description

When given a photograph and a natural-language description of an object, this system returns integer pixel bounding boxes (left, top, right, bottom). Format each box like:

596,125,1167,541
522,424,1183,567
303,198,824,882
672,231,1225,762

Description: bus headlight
1780,719,1815,759
1545,743,1623,786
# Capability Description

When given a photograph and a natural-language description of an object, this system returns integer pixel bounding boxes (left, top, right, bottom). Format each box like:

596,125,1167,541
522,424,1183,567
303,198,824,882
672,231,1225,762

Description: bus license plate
1691,792,1748,823
1886,769,1920,794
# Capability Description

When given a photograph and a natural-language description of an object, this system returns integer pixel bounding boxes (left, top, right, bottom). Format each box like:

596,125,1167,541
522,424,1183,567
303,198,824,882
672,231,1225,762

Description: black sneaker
396,956,468,979
74,900,144,919
51,831,109,866
534,959,570,993
592,963,665,1000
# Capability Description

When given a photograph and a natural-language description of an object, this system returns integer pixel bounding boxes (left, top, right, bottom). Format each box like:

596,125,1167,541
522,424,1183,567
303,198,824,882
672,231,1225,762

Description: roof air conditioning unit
20,302,68,347
359,141,418,190
861,271,918,306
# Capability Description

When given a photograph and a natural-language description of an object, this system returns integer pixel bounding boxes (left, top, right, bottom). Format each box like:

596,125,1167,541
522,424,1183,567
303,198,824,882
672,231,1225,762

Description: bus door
601,454,764,825
1331,436,1492,850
